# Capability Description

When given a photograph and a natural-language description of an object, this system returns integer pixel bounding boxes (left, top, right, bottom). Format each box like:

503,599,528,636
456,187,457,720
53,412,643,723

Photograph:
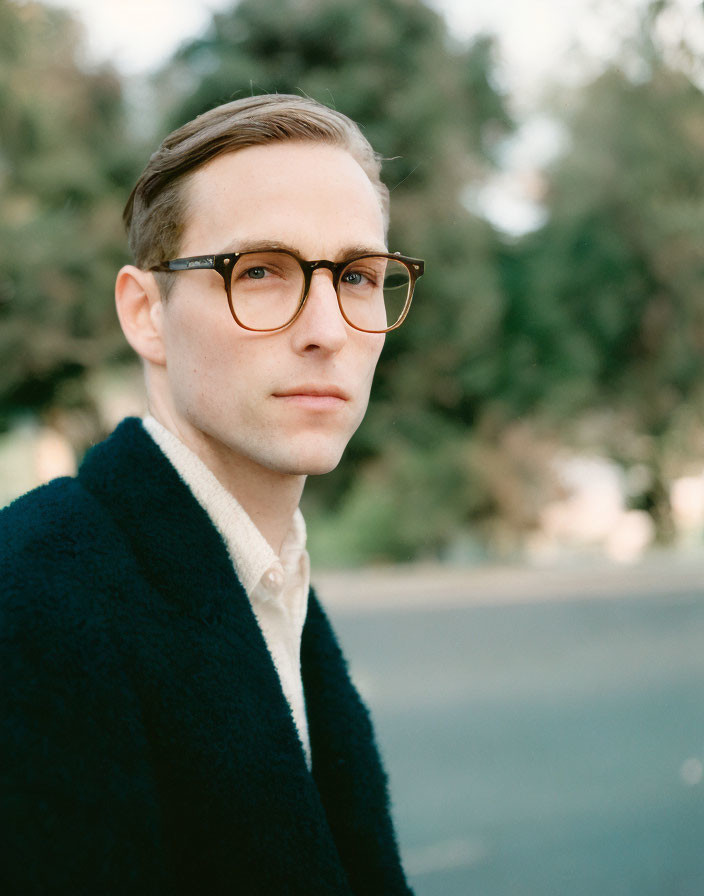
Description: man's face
152,141,387,479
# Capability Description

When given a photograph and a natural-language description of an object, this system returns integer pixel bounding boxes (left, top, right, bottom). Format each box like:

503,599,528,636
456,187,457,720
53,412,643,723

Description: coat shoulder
0,473,129,623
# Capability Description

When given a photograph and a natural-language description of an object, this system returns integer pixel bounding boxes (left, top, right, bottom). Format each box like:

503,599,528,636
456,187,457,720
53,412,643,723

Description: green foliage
0,0,137,430
494,1,704,541
306,433,484,566
523,67,704,414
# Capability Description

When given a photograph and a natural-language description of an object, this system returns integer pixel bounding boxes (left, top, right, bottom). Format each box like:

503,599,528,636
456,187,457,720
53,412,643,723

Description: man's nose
289,269,348,354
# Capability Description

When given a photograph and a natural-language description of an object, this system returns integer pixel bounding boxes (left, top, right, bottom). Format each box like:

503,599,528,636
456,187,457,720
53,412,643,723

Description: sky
38,0,704,233
43,0,697,87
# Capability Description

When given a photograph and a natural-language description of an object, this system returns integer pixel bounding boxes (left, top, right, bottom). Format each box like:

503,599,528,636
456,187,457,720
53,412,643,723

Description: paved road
320,556,704,896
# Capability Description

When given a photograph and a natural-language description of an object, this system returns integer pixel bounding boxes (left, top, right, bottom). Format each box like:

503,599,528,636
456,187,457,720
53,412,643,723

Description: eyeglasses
150,248,424,333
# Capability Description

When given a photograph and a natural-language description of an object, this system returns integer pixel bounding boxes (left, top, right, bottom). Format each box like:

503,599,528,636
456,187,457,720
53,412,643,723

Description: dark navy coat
0,418,412,895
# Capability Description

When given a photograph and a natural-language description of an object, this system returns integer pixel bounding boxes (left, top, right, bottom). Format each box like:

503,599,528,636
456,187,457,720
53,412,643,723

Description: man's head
115,95,408,488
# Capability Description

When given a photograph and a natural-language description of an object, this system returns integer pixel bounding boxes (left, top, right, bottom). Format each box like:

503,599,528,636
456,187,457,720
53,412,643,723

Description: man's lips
272,385,350,410
273,384,350,401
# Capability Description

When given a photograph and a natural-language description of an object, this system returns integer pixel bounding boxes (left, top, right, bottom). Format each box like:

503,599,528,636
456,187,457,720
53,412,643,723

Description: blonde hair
123,94,389,274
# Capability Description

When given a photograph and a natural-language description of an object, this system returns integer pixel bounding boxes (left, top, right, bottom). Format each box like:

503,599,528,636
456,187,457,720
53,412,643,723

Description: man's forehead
188,140,371,186
180,143,387,257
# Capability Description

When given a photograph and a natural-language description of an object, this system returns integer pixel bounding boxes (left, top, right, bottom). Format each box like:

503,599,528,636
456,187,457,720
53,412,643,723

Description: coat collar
79,417,239,624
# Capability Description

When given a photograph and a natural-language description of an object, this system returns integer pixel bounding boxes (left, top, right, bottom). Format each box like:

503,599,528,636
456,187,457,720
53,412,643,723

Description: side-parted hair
123,94,390,280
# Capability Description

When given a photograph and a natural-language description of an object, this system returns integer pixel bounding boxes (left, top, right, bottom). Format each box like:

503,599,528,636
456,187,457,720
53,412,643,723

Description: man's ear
115,265,167,365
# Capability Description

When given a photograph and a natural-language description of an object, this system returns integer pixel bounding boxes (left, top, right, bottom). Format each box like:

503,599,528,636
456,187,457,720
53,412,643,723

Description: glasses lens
338,256,411,332
229,251,304,330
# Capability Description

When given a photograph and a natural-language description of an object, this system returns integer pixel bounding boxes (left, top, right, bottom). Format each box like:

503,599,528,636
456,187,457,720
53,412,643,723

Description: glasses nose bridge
302,258,342,299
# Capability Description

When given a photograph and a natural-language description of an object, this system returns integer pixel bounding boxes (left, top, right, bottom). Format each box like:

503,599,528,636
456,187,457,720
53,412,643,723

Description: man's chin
300,459,342,477
281,457,343,477
265,431,354,477
269,447,345,478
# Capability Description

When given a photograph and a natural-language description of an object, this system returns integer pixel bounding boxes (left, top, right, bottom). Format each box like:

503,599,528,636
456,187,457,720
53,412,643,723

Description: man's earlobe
115,265,167,365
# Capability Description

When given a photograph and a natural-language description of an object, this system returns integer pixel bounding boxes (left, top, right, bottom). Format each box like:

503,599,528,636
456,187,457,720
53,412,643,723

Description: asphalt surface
320,555,704,896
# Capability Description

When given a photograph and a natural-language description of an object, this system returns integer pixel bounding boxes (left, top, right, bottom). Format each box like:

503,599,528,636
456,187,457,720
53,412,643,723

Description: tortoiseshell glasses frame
150,248,424,334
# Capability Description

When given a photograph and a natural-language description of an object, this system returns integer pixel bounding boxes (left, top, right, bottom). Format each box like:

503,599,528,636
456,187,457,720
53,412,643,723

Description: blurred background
2,0,704,892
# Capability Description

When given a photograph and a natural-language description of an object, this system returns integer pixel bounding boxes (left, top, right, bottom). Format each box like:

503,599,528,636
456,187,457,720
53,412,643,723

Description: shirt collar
141,416,308,602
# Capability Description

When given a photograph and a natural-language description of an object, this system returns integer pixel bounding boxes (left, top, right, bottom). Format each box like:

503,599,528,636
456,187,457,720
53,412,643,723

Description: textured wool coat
0,418,413,895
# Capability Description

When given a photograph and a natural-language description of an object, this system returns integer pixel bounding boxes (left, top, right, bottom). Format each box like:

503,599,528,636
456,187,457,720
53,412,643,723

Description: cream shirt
142,416,311,767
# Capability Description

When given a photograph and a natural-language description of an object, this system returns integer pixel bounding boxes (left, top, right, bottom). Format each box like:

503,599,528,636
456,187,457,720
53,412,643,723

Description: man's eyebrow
217,239,302,255
216,240,388,260
338,244,389,260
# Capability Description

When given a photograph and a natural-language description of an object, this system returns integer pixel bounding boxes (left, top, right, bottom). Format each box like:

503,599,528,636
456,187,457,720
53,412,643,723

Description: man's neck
148,409,305,555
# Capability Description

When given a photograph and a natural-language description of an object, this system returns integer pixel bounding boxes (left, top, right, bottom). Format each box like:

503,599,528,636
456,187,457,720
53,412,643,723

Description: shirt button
261,566,285,593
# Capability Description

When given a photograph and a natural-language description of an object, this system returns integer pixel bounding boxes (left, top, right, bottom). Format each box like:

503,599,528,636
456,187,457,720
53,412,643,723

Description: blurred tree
156,0,515,561
0,0,137,437
505,0,704,539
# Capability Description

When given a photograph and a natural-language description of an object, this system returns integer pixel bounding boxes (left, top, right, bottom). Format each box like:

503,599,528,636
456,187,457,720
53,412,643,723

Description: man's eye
342,269,374,287
245,266,268,280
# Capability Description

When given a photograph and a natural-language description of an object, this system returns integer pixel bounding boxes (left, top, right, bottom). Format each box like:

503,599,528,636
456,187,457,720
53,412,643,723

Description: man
1,94,423,894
